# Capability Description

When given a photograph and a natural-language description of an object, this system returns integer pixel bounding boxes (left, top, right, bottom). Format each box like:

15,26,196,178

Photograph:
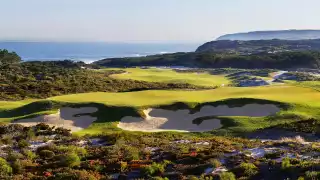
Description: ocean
0,42,199,63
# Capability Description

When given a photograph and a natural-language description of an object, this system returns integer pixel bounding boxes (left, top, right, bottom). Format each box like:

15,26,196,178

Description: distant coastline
0,42,199,63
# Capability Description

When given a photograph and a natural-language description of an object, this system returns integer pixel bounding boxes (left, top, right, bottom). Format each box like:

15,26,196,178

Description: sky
1,0,320,43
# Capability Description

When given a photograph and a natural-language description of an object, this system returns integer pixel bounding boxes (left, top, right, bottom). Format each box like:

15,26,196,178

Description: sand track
12,107,98,132
118,104,280,132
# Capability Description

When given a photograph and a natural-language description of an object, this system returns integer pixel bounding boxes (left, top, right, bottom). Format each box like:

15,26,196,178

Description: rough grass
108,67,231,87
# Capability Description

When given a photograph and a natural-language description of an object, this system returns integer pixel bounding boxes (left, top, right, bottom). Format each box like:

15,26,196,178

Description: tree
0,49,21,66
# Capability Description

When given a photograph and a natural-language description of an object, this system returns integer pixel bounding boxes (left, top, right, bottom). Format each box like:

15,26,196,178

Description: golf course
2,66,320,137
1,48,320,180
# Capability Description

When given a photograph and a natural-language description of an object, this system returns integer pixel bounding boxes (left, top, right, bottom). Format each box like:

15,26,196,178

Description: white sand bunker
118,104,280,132
12,107,98,132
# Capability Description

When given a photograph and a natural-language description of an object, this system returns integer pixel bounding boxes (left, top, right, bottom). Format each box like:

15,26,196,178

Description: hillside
196,39,320,53
0,50,209,100
216,30,320,41
94,51,320,69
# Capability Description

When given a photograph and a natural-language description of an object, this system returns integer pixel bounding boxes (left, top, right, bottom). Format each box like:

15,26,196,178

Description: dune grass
108,67,231,87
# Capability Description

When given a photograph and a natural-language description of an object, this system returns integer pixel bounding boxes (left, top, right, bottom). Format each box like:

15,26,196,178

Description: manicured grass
46,85,320,107
290,81,320,91
1,85,320,136
108,67,231,87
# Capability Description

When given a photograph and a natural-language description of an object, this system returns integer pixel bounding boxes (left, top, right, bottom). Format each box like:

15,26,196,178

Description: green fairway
290,81,320,91
47,85,320,106
108,67,231,87
1,84,320,135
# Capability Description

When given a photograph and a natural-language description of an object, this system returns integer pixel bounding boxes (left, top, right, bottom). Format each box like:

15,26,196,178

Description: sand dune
12,107,98,132
118,104,280,132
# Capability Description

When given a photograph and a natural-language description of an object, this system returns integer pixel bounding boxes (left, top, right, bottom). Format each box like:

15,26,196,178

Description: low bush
57,153,81,168
281,157,292,170
12,160,24,174
39,150,55,160
0,158,12,177
18,139,30,148
238,162,258,177
219,172,236,180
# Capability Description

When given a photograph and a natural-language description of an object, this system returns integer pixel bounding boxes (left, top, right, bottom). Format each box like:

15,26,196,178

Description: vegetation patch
109,67,230,87
0,51,210,100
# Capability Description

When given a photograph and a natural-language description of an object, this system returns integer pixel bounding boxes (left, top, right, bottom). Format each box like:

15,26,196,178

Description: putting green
108,68,231,87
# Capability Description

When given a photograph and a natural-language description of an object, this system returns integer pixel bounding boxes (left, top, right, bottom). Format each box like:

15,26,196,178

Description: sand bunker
118,104,280,132
12,107,98,132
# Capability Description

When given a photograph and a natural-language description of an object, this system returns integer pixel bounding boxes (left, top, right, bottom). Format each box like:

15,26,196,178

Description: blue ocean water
0,42,199,63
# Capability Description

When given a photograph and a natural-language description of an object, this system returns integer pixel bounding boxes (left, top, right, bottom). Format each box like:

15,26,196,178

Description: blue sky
1,0,319,42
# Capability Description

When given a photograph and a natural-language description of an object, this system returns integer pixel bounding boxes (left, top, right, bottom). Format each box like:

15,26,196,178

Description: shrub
305,171,320,180
281,157,291,170
36,144,57,154
141,162,165,176
35,123,51,131
1,135,13,145
26,129,36,140
122,146,140,161
56,145,87,158
0,158,12,176
18,139,30,148
58,153,81,167
54,127,71,136
239,162,258,177
49,170,98,180
264,151,282,159
219,172,236,180
22,149,36,160
152,177,169,180
12,160,24,174
7,152,24,161
209,159,222,168
39,150,55,159
188,176,199,180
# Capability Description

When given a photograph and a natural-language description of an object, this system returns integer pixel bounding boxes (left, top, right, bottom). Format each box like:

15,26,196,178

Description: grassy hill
94,51,320,69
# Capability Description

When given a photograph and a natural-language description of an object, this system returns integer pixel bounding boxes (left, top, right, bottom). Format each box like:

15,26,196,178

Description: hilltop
216,30,320,41
195,39,320,53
